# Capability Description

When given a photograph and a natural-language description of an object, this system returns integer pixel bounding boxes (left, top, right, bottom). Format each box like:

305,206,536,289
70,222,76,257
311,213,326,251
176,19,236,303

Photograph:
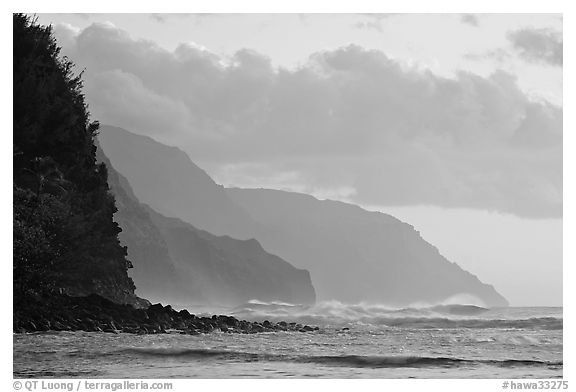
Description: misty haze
13,13,562,379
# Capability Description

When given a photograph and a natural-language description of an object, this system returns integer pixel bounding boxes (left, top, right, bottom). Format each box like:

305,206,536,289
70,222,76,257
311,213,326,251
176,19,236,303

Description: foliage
13,14,135,302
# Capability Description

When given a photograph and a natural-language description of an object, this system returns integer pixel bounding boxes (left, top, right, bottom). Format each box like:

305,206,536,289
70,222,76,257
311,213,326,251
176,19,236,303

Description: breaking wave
120,347,562,369
228,300,562,330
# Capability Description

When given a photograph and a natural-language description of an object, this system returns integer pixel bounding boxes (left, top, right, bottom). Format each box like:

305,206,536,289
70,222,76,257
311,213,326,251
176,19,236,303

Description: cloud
52,23,80,49
149,13,206,24
86,69,192,137
460,14,480,27
352,13,398,32
463,48,512,64
150,14,171,23
507,28,563,66
53,23,562,218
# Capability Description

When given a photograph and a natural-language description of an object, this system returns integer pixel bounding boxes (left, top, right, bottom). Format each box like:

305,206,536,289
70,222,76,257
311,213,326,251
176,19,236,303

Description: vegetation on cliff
13,14,139,306
12,15,318,335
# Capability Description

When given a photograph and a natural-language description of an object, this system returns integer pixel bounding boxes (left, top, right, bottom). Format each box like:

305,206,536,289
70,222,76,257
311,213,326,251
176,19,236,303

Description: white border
3,0,572,389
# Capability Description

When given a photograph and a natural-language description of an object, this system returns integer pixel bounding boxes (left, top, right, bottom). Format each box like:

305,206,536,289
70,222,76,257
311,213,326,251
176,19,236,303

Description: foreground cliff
99,145,316,306
13,14,144,307
12,14,316,336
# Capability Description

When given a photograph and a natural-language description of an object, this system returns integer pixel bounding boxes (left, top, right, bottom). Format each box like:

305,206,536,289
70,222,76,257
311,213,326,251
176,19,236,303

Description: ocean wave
449,334,560,346
364,316,562,330
228,300,562,330
120,347,562,369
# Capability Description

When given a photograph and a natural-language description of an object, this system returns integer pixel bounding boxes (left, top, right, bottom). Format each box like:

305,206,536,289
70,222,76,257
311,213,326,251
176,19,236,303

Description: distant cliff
98,125,259,240
98,144,316,306
146,207,316,306
98,125,508,307
228,188,509,307
96,145,196,304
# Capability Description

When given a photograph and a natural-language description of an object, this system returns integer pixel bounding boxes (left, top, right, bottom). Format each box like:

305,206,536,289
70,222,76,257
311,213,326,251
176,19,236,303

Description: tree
13,14,136,304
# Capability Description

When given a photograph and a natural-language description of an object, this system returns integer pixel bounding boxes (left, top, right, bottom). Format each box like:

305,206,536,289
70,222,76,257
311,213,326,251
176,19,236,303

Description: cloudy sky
36,13,563,306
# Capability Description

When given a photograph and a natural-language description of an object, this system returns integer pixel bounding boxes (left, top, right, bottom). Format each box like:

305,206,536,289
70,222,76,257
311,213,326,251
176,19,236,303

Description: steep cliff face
98,125,507,308
13,14,144,308
96,145,198,304
98,145,316,306
146,208,316,306
227,188,509,307
98,125,258,240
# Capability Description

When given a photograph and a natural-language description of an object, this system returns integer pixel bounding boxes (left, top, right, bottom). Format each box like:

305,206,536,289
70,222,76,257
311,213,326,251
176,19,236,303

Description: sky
35,13,563,306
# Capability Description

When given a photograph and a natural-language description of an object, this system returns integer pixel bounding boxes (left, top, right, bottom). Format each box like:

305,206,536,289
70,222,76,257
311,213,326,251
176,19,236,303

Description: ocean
13,302,562,379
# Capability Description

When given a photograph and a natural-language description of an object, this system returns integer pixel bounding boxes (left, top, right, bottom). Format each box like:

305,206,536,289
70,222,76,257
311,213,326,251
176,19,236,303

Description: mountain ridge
97,141,315,306
227,187,508,307
98,125,259,240
98,124,508,307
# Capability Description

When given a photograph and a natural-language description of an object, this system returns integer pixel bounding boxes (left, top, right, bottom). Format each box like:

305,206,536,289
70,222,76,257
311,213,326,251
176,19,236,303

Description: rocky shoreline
13,294,319,335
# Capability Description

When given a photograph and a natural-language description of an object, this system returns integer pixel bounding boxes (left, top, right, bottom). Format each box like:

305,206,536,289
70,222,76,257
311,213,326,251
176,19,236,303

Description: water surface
13,303,562,378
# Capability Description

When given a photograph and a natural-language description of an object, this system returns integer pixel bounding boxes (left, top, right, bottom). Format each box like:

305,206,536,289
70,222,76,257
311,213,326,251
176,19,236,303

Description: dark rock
13,292,317,336
148,303,164,313
133,309,149,321
52,321,67,331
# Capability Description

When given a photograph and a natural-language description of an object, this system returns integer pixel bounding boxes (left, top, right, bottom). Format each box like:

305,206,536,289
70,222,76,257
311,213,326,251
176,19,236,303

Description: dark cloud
507,28,563,66
54,23,562,218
